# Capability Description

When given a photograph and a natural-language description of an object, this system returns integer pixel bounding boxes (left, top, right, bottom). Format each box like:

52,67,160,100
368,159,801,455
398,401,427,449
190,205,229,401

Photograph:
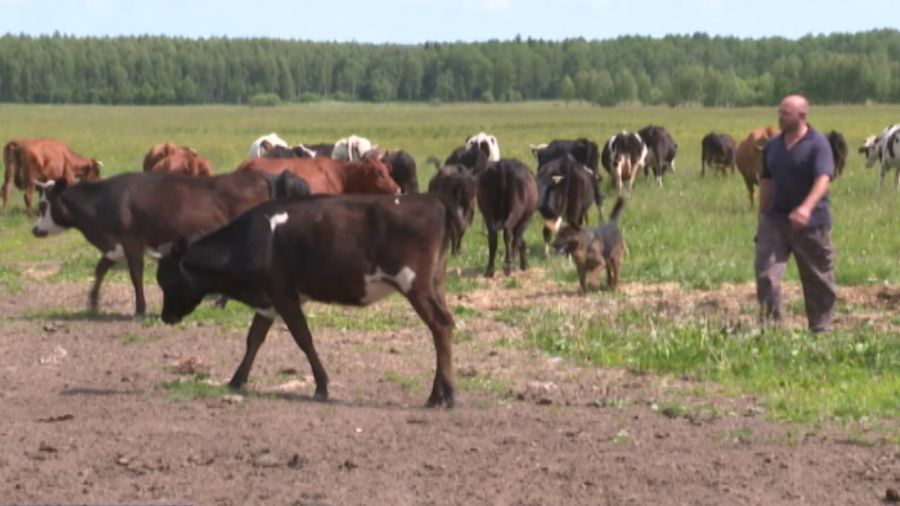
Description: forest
0,29,898,106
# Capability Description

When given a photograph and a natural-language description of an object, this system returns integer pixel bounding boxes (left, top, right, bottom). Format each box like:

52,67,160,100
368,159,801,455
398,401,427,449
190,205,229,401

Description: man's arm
788,174,830,228
758,178,773,217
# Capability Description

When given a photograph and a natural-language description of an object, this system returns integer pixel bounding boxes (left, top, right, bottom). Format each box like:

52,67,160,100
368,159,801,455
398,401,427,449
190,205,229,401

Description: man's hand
789,205,811,229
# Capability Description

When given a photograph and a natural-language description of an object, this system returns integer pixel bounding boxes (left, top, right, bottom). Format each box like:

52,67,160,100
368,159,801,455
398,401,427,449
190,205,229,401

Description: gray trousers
754,214,836,332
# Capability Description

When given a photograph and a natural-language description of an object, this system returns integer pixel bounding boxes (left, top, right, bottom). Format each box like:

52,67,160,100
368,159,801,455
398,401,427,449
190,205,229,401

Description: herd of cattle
2,123,899,407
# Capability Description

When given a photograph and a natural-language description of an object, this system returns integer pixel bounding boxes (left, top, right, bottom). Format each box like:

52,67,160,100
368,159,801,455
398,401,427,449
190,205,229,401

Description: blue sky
0,0,896,43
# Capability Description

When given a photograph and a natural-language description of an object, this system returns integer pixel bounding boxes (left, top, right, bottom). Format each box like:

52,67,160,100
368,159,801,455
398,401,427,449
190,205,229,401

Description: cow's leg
123,245,146,317
485,228,498,278
228,313,274,389
542,226,552,259
23,185,33,218
0,166,11,211
593,178,604,222
514,219,530,272
895,168,900,191
502,226,513,276
407,282,455,408
276,299,329,401
88,256,117,313
879,166,885,189
701,158,706,177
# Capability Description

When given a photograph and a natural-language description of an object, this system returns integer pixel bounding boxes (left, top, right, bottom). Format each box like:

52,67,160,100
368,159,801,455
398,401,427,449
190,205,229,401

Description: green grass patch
457,373,513,399
161,374,231,400
122,333,154,345
383,370,422,393
513,306,900,430
0,265,22,293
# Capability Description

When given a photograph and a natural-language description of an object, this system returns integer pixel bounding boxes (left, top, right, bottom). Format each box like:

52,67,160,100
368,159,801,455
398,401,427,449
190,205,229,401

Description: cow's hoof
227,380,245,391
483,269,494,278
313,389,329,402
425,395,453,408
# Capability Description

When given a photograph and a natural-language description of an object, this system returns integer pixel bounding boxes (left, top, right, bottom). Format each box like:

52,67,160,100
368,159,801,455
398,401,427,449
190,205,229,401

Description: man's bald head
778,94,810,135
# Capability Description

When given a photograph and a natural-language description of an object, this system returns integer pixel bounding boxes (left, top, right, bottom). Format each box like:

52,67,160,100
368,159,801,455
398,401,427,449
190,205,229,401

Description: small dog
552,197,626,293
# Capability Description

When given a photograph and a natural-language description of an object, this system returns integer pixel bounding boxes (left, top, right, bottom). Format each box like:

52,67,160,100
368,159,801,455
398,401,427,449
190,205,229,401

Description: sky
0,0,896,43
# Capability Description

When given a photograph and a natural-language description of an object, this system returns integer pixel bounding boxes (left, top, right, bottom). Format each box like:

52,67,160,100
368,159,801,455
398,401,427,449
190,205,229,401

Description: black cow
476,159,538,277
375,149,419,194
31,170,309,316
263,144,317,159
638,125,677,186
532,138,604,219
536,154,597,258
442,144,489,175
601,132,647,196
826,130,848,178
157,194,463,407
700,133,737,177
427,165,477,255
304,142,336,158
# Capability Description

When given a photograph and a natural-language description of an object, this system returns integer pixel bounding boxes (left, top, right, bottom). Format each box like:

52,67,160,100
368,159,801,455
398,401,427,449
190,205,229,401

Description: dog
552,197,626,293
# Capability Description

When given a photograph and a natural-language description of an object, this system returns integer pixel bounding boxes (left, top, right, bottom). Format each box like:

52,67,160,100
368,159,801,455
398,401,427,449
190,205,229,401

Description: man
755,95,836,332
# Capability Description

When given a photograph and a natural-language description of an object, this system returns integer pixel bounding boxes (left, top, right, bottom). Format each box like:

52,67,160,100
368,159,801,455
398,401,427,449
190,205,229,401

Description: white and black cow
156,194,464,407
248,132,289,159
700,133,737,177
465,132,501,162
638,125,677,187
332,135,374,162
860,124,900,189
32,170,310,316
601,131,648,196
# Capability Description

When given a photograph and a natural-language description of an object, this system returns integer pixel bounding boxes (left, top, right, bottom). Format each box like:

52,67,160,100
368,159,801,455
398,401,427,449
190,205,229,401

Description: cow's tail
441,197,468,256
608,196,626,224
426,155,442,171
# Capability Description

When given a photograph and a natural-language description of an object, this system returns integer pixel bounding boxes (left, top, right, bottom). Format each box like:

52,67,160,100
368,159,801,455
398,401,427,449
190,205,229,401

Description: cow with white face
859,124,900,189
465,132,501,162
601,131,648,197
248,133,289,159
332,135,375,162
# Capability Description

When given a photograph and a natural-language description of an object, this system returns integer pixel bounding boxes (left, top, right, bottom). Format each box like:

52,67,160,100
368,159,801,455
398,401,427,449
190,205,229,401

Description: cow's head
859,135,880,168
82,159,102,181
537,157,572,224
446,144,488,175
157,237,205,324
427,168,477,255
346,157,401,194
529,143,548,159
466,132,500,162
32,179,70,238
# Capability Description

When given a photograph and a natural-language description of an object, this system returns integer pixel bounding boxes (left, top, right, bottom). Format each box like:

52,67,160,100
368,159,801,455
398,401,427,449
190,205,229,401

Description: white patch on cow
530,143,548,159
105,244,125,261
146,242,172,260
360,266,417,305
295,144,317,157
332,135,373,161
543,217,563,233
253,307,277,319
466,132,501,162
268,212,289,231
32,189,66,237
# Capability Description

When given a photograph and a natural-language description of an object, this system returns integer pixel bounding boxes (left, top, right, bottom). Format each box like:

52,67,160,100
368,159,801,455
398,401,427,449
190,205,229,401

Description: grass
2,102,899,430
160,374,231,400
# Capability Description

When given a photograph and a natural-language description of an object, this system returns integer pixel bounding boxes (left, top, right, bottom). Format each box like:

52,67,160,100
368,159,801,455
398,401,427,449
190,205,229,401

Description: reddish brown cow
236,156,400,195
1,138,101,216
735,127,779,208
151,150,213,177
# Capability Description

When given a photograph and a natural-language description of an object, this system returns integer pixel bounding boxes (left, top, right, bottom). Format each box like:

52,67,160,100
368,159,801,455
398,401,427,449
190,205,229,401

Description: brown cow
150,150,213,177
2,138,101,216
735,127,778,208
236,156,400,195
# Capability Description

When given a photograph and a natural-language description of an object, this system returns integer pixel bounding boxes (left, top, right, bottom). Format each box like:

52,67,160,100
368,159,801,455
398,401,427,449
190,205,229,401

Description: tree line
0,30,898,106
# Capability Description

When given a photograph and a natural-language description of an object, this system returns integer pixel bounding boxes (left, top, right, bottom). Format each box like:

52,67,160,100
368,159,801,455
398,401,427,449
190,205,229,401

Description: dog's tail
608,196,626,224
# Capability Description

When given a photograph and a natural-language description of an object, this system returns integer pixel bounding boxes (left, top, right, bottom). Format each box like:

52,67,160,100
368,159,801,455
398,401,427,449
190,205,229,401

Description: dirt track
1,273,898,505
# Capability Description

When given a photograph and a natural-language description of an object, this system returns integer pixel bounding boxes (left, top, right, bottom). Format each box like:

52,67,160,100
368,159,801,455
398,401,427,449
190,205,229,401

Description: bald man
755,95,836,332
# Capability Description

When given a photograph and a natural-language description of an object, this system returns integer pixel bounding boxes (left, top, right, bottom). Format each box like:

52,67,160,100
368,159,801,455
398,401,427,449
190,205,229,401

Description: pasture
1,102,898,504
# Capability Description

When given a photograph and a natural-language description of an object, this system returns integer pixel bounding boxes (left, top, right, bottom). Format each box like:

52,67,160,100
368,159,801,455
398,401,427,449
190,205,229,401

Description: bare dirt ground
1,269,898,505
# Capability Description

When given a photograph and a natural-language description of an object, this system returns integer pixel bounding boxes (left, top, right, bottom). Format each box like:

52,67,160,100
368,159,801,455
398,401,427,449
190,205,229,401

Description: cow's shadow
22,309,141,323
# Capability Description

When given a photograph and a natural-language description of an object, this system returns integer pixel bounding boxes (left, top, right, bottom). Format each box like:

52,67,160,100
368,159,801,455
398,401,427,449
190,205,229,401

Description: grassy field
1,102,898,429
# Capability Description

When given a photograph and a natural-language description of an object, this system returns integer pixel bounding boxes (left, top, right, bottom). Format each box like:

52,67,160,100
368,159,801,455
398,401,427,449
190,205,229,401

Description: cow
700,133,737,177
600,132,647,196
536,154,597,259
860,124,900,189
638,125,678,186
31,170,310,317
156,194,464,407
826,130,848,179
2,138,102,216
248,133,289,159
531,138,604,219
332,135,374,161
365,148,419,194
440,143,489,175
236,156,400,195
465,132,501,162
303,142,335,158
427,165,477,255
476,159,538,277
143,141,197,172
262,143,317,159
735,127,779,208
149,149,213,177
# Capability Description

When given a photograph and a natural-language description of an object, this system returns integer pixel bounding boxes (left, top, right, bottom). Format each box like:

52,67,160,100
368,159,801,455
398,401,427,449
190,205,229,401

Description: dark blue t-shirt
761,127,834,228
